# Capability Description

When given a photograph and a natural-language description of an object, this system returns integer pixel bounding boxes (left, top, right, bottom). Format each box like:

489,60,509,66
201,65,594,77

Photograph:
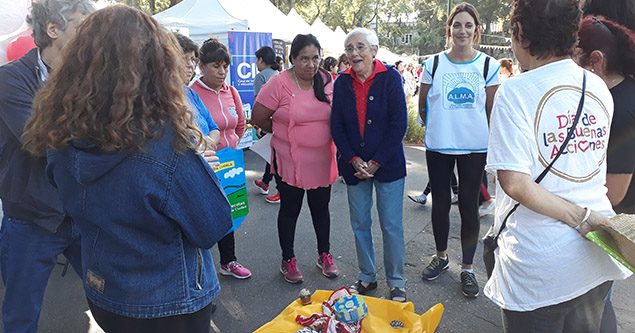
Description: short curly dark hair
511,0,582,60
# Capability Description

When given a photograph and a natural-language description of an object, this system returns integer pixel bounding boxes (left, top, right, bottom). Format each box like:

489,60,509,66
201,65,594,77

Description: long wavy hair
23,5,201,155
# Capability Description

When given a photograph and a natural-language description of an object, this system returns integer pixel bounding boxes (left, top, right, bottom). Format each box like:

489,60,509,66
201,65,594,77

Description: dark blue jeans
502,281,612,333
0,216,81,333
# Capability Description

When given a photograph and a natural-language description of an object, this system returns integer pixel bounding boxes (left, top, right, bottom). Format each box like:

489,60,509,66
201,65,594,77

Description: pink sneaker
317,253,339,278
220,261,252,279
280,258,303,284
265,192,280,204
254,179,269,195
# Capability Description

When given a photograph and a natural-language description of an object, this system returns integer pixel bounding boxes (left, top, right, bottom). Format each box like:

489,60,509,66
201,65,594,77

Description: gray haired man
0,0,94,332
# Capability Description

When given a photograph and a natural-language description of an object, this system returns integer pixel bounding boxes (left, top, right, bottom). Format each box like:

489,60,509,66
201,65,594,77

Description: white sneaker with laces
408,193,427,205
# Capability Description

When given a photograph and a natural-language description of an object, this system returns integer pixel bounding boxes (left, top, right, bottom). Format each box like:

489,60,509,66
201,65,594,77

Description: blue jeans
0,216,81,333
346,177,406,288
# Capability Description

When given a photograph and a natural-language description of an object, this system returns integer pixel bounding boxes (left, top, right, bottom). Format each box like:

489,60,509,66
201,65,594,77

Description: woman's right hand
577,209,611,236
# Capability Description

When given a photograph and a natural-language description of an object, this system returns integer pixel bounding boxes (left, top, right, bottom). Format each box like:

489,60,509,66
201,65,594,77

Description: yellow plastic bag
255,290,444,333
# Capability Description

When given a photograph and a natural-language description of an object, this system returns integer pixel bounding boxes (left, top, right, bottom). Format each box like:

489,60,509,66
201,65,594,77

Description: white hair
344,28,379,48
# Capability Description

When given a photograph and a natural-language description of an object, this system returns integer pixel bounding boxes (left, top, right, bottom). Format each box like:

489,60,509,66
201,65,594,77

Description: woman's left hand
364,162,380,176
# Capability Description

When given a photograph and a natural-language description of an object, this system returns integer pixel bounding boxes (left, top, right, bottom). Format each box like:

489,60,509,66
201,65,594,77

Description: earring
591,68,595,72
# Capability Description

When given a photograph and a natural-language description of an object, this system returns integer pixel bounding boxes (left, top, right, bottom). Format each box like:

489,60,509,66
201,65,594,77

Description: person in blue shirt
174,32,220,150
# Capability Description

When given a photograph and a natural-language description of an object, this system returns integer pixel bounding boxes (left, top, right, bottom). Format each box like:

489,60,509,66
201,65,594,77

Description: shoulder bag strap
494,71,587,239
431,54,440,79
483,56,491,81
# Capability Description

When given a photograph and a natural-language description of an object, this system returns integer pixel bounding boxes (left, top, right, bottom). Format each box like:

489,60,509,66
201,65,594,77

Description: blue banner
228,31,272,148
213,147,248,234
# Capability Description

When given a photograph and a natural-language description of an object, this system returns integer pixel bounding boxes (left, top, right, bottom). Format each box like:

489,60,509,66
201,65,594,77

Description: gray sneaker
460,271,479,298
422,255,449,280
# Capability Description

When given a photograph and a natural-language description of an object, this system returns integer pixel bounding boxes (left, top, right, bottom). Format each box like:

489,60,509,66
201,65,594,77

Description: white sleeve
486,86,534,175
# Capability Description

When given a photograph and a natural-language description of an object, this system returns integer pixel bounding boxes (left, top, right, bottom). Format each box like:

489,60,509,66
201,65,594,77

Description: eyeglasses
185,57,199,66
344,45,369,54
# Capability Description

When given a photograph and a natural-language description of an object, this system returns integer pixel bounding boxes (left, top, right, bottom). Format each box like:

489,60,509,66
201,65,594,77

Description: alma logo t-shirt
421,51,500,154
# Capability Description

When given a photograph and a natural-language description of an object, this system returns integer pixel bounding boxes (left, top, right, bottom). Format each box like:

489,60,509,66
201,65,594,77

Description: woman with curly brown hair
22,6,232,332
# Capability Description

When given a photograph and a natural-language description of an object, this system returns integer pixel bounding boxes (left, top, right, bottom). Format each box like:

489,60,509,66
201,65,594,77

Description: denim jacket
46,128,232,318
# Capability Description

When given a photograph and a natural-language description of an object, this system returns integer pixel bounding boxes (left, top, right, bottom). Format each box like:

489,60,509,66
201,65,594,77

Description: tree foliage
270,0,512,56
104,0,512,56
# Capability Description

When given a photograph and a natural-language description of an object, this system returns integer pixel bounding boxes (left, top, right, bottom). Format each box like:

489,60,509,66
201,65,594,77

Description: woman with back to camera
485,1,631,331
22,6,233,332
418,2,500,298
575,15,635,333
252,46,282,204
190,37,252,280
251,34,339,284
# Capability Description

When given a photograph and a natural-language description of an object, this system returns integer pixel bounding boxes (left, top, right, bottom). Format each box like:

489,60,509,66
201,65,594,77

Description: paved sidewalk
1,146,633,332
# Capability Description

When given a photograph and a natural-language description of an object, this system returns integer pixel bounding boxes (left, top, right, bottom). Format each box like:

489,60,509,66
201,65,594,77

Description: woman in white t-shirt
486,1,631,331
417,2,499,298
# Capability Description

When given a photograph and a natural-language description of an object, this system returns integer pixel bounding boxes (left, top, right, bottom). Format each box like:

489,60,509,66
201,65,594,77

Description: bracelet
574,207,591,230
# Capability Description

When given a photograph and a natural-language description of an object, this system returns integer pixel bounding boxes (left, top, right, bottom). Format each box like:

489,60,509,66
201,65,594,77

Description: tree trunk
149,0,156,13
170,0,179,7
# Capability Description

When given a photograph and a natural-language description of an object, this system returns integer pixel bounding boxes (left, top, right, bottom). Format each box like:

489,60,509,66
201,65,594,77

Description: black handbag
483,71,587,279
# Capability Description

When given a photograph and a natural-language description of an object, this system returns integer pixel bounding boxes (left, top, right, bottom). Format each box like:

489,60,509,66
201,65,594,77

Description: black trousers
426,150,486,265
217,232,235,266
423,172,458,196
262,162,274,184
88,299,213,333
275,174,331,260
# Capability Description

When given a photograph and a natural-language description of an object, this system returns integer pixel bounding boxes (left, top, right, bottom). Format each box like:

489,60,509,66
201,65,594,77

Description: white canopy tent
218,0,294,41
309,18,341,55
285,9,312,36
153,0,248,45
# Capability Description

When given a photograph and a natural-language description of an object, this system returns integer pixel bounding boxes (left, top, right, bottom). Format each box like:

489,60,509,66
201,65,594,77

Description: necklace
292,67,314,90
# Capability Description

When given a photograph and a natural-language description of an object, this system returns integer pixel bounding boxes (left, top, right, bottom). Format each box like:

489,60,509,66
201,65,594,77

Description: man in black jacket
0,1,94,331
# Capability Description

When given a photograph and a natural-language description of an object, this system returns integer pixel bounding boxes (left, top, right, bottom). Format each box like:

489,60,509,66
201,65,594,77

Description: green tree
105,0,182,15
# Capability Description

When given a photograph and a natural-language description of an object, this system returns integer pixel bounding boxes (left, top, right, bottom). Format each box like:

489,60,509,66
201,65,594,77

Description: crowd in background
0,0,634,332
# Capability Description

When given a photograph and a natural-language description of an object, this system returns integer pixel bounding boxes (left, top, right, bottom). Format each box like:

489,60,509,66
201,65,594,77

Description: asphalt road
1,146,634,332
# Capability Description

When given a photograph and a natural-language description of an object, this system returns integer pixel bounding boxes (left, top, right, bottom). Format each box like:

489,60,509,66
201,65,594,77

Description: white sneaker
479,199,496,217
408,193,427,205
451,193,459,204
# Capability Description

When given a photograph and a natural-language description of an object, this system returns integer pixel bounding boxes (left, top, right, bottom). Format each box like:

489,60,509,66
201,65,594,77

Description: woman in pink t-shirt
252,34,338,284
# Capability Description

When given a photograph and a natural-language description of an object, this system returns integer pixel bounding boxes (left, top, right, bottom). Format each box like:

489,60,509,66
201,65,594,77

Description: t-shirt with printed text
485,59,631,312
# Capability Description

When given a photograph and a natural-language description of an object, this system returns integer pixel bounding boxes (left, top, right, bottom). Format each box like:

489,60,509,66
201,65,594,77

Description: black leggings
262,162,274,184
217,231,235,265
275,174,331,260
423,173,458,196
88,300,213,333
426,150,486,265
